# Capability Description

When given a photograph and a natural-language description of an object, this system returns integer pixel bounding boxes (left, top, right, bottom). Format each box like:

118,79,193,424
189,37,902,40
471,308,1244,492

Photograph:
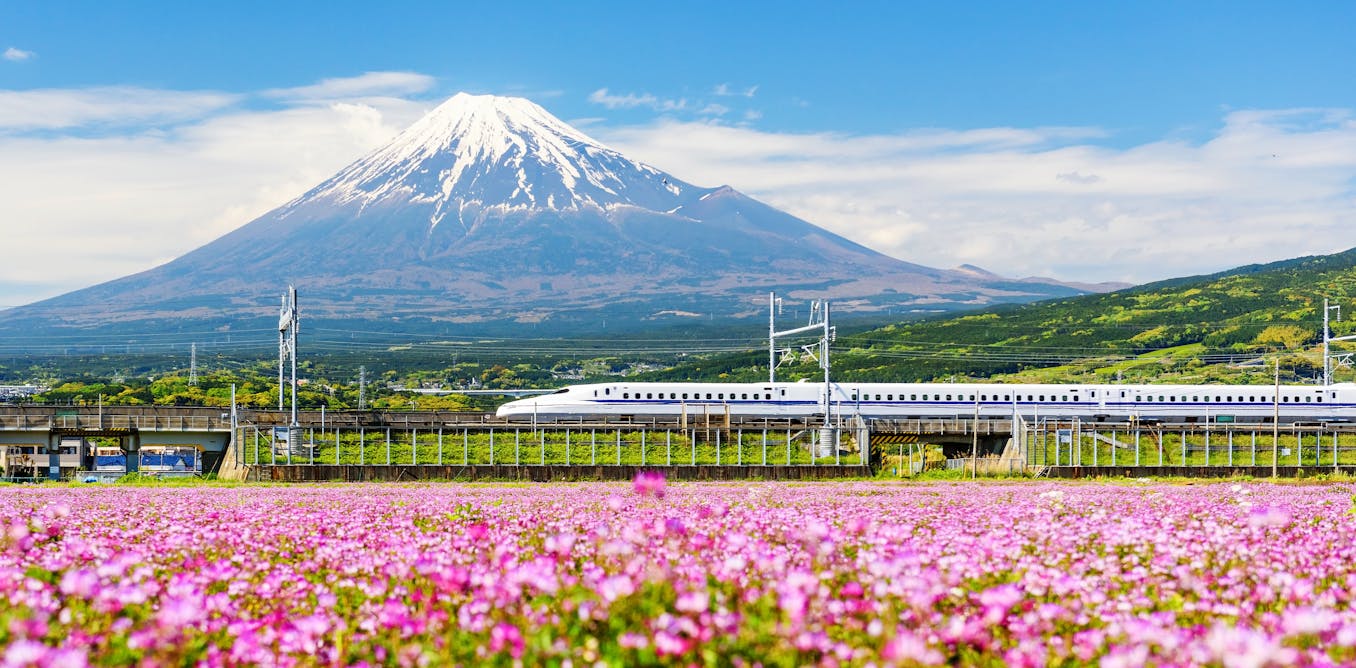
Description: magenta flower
632,470,666,499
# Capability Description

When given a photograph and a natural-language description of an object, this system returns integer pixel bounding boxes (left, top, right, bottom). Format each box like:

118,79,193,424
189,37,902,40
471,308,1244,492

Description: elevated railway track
7,404,1356,480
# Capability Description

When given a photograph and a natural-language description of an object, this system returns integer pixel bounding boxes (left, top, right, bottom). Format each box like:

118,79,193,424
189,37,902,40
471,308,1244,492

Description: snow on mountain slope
309,93,692,220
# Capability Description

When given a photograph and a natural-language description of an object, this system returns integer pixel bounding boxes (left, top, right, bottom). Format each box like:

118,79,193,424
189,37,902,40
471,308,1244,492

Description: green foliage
641,247,1356,385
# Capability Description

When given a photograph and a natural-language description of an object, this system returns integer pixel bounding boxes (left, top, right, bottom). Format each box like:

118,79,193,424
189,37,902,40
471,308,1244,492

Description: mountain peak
310,91,692,214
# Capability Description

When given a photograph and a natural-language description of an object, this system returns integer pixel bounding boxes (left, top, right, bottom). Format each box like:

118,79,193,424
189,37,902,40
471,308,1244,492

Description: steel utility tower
1324,298,1356,386
768,292,833,384
278,286,299,426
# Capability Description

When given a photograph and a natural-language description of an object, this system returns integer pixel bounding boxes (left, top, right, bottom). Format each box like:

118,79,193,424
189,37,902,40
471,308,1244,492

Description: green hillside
643,247,1356,386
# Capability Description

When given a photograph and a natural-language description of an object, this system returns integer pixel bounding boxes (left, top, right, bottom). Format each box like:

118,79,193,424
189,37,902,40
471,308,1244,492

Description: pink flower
633,470,666,499
489,623,524,658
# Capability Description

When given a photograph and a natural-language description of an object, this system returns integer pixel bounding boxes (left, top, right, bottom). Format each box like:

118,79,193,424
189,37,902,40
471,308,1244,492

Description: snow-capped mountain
0,93,1103,338
317,93,691,214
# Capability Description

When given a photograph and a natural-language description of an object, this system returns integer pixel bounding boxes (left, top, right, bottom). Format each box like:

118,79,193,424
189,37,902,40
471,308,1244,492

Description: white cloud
4,47,34,62
0,93,429,304
597,109,1356,285
713,83,757,98
263,71,436,103
3,77,1354,309
587,88,686,112
0,87,239,131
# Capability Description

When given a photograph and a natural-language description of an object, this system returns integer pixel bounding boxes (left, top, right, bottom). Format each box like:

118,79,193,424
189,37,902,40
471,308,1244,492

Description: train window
945,394,952,401
718,393,724,400
766,393,772,400
1158,396,1164,402
741,393,748,400
1039,395,1045,401
646,393,652,399
1226,396,1232,402
1062,396,1068,402
606,389,611,396
981,394,986,401
1306,397,1312,403
682,393,688,399
706,393,712,400
623,393,629,399
968,394,974,401
593,390,598,397
1215,396,1221,402
1004,395,1010,401
910,394,917,400
1316,396,1323,403
888,394,894,401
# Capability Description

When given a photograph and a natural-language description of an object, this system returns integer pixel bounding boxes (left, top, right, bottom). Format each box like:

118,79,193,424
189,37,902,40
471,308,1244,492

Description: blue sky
3,1,1356,307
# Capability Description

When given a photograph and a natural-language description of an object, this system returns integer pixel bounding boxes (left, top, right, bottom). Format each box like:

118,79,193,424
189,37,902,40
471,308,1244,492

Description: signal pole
1273,358,1280,478
1323,298,1355,385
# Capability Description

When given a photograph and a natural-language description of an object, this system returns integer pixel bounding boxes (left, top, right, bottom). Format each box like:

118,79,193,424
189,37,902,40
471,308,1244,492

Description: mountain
644,247,1356,384
0,93,1109,341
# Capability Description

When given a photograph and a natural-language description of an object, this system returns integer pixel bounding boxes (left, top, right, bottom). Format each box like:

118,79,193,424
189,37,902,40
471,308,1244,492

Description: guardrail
0,414,230,431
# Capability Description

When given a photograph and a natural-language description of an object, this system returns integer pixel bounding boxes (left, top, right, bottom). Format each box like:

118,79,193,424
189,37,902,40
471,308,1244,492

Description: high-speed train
496,381,1356,422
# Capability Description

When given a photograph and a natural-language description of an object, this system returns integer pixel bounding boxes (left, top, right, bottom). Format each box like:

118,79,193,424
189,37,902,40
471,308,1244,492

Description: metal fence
233,423,871,468
1024,419,1356,468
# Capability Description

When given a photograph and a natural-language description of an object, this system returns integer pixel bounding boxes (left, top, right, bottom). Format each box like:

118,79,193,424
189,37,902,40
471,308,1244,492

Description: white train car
496,381,1356,423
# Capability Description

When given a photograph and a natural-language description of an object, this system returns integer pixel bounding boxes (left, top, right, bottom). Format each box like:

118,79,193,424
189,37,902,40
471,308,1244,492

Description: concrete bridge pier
125,432,141,474
46,432,60,481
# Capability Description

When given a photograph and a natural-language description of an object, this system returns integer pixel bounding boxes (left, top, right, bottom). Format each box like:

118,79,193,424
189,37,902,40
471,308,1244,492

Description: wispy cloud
3,74,1354,307
4,47,34,62
698,103,730,117
598,109,1356,285
264,71,436,103
0,87,239,131
0,82,431,304
587,88,687,112
712,83,757,98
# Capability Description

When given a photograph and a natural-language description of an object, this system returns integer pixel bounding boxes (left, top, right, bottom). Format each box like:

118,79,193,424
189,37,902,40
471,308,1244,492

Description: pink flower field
4,479,1356,666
